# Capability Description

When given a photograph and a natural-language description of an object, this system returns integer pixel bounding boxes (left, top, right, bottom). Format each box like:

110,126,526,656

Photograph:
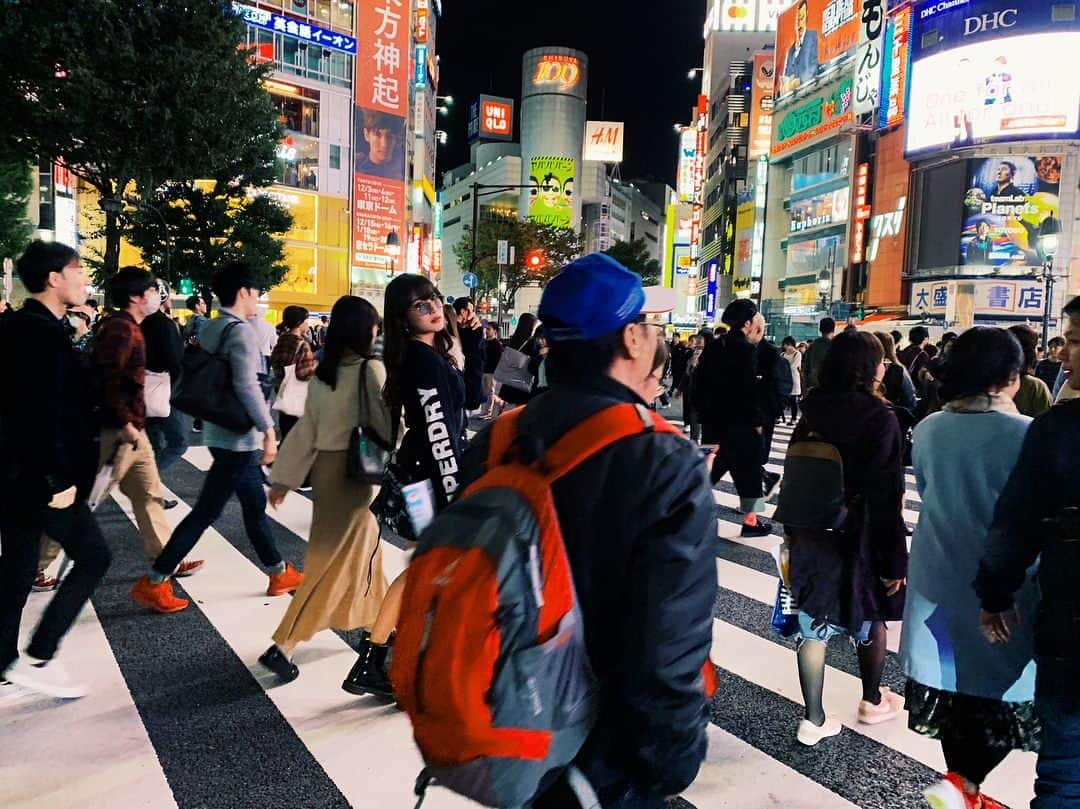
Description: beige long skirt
272,450,388,646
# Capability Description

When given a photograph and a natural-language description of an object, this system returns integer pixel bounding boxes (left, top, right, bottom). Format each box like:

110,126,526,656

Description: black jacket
693,329,764,432
976,402,1080,659
757,341,792,421
398,327,483,509
0,299,100,507
787,390,908,631
141,310,184,381
461,377,718,802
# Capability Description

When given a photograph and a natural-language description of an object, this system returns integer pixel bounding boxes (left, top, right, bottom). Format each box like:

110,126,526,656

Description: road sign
496,240,508,265
509,246,515,265
445,295,455,305
2,257,12,299
462,272,478,289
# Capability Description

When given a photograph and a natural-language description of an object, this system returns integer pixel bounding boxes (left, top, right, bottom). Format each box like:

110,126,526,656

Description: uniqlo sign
481,101,512,137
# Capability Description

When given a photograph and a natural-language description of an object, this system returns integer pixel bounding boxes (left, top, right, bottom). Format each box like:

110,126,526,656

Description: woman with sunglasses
342,273,483,697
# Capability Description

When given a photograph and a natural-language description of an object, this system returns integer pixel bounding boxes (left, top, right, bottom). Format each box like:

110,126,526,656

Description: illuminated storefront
904,0,1080,329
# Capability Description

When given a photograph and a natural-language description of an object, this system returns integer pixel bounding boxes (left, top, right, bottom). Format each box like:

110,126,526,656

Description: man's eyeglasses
410,296,444,316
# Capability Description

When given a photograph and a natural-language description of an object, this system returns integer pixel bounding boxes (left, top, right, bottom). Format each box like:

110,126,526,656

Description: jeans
152,448,281,576
146,408,189,472
0,501,111,670
1033,657,1080,808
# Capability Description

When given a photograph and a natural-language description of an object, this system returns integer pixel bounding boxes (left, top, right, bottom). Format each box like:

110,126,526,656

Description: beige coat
270,355,395,644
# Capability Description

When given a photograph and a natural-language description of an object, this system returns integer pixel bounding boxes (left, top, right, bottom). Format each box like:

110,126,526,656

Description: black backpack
773,431,848,531
171,320,254,433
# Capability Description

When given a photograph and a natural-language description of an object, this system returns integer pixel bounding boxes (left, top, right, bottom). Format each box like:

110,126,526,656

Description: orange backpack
391,402,715,807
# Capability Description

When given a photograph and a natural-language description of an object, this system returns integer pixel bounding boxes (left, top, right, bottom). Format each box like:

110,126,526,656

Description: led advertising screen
527,156,576,228
353,0,409,274
906,0,1080,154
775,0,863,101
749,53,776,159
878,4,911,129
960,155,1061,268
677,128,698,201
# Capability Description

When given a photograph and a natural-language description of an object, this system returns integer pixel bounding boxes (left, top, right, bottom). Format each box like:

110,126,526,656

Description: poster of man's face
354,107,406,182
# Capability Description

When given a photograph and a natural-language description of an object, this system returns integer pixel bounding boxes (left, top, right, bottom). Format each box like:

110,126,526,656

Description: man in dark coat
462,254,718,807
0,241,110,699
693,298,772,536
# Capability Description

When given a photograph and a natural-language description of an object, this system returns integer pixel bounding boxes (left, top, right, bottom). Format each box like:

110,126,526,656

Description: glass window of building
313,0,332,25
328,144,341,170
333,0,354,32
276,135,319,190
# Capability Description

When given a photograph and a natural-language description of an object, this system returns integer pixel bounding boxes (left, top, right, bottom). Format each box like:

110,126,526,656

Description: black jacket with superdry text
460,376,719,804
398,328,483,510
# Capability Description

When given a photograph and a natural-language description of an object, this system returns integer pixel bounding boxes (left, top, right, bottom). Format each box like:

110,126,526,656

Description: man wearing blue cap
461,253,718,808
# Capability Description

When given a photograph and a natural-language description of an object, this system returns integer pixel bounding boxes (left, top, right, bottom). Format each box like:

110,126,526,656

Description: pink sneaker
857,686,904,725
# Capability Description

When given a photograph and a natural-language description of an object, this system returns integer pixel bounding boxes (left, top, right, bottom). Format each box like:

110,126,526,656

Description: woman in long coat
785,331,909,746
258,295,392,682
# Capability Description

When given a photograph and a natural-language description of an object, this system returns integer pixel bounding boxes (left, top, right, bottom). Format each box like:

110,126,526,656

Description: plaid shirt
270,332,316,388
92,311,146,430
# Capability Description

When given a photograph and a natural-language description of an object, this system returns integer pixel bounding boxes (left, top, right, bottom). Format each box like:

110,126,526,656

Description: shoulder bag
144,370,171,418
346,359,393,483
493,344,533,393
369,403,427,540
171,320,254,433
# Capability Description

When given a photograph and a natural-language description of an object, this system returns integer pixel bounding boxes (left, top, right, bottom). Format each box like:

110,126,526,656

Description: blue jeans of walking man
1034,657,1080,807
145,408,189,472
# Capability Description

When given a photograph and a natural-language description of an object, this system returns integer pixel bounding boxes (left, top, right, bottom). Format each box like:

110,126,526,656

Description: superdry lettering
418,387,459,495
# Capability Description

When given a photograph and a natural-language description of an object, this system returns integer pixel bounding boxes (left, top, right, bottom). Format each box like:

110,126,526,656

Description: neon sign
532,55,581,91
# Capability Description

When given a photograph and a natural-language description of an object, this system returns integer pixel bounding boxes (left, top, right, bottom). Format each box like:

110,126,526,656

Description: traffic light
525,250,545,271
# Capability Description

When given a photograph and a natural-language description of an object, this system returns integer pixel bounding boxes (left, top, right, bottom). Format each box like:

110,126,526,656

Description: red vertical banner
689,94,708,270
353,0,410,275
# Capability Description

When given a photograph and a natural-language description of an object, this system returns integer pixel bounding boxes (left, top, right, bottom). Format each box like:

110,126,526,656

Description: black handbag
369,405,424,540
171,320,255,433
346,359,393,484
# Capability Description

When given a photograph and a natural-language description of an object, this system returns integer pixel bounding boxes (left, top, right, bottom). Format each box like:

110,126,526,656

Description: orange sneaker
130,576,189,614
267,563,303,596
174,560,204,577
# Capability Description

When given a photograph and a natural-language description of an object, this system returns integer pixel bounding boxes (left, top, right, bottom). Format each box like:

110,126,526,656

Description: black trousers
0,500,111,671
706,425,764,501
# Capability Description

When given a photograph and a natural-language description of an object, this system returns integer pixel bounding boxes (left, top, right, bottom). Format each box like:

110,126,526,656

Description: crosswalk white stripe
0,595,176,809
682,724,860,808
108,486,476,808
709,618,1036,809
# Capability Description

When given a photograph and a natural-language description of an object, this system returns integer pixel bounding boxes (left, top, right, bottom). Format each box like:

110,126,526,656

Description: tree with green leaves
0,0,283,285
125,183,293,301
603,239,662,286
452,219,581,314
0,156,33,265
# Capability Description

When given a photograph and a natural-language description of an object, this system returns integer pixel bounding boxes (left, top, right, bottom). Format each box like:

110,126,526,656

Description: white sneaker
796,716,842,746
5,656,88,699
858,686,904,725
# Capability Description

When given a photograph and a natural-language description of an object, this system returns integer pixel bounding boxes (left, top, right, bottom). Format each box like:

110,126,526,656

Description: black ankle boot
341,638,393,697
258,645,299,683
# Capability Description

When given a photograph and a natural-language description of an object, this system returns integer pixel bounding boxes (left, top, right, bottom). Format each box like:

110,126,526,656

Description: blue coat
901,408,1038,701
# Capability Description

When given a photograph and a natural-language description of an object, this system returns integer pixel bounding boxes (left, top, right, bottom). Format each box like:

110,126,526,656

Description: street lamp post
124,195,172,286
386,230,401,278
818,269,832,313
1040,216,1062,351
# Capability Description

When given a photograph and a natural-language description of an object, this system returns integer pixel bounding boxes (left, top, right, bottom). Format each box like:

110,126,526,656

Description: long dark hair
937,327,1023,403
315,296,380,390
508,313,539,350
382,274,455,408
817,331,885,398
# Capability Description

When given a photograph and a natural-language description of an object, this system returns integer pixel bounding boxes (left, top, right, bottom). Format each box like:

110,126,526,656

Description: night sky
434,0,705,187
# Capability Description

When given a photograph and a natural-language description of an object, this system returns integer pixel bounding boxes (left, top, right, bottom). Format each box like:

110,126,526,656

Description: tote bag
493,346,532,393
144,370,171,418
272,344,309,418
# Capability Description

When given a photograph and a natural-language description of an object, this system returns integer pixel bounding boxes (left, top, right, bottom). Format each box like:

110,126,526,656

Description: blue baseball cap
538,253,646,342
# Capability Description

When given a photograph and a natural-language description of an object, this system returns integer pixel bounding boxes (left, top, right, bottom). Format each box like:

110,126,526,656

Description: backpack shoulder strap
486,407,525,468
542,403,680,483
